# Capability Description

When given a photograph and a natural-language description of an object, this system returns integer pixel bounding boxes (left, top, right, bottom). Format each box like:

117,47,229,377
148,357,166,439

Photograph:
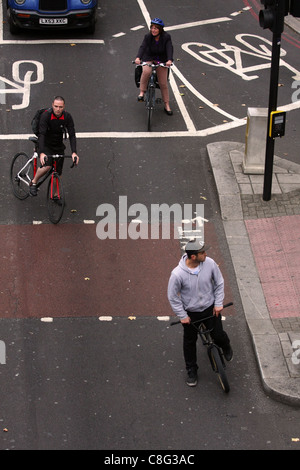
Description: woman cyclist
135,17,174,115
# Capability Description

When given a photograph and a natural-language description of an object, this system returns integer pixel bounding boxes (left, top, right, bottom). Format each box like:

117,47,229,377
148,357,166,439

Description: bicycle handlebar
170,302,233,326
44,155,78,168
132,61,171,68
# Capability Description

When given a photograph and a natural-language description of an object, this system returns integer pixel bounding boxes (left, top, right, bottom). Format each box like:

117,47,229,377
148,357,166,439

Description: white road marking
0,119,247,141
165,18,232,31
112,32,126,38
1,39,105,45
130,25,144,31
171,63,239,122
0,1,298,141
0,79,6,104
136,0,151,27
169,67,196,132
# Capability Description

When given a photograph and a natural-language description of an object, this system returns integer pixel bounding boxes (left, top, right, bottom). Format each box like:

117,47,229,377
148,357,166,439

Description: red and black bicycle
10,136,77,224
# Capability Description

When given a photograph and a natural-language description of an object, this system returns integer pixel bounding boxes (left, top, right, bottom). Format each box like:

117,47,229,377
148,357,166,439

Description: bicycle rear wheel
208,345,230,393
47,173,65,224
147,87,154,131
10,152,33,200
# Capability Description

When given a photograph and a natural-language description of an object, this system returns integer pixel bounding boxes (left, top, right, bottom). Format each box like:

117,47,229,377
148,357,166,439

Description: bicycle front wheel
147,87,154,131
47,173,65,224
208,345,230,393
10,152,33,200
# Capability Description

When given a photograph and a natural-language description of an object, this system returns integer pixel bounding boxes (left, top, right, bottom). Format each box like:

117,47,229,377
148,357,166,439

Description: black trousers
182,304,230,371
41,146,65,175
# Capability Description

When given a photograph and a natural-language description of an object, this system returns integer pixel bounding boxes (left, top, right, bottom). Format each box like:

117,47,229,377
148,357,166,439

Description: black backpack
31,107,51,136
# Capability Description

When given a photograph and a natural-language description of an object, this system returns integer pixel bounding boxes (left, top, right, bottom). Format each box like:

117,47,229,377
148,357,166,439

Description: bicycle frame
170,302,233,393
11,137,77,223
192,317,227,369
145,65,159,110
14,138,74,191
15,151,37,188
49,161,60,198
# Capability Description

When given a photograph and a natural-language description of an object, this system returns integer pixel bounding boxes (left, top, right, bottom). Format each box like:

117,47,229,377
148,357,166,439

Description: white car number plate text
39,18,68,25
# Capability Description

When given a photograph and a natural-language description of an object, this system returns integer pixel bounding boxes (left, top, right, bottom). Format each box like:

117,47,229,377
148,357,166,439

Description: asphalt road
0,0,300,452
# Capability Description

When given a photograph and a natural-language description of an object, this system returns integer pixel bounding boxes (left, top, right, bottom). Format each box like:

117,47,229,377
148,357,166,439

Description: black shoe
223,345,233,362
164,107,173,116
137,95,144,102
186,368,198,387
29,182,37,196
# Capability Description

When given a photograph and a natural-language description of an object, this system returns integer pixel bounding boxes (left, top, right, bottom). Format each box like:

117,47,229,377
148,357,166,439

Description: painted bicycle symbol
182,34,300,81
0,60,44,109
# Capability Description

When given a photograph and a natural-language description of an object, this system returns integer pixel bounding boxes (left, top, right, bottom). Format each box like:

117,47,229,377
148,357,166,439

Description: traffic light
290,0,300,17
259,0,286,34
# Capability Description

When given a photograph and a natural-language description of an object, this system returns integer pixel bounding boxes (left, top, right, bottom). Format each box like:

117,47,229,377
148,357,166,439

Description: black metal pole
263,31,281,201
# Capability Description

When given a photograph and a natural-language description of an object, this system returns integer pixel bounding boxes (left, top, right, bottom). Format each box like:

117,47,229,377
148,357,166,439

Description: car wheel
86,19,96,34
7,8,20,34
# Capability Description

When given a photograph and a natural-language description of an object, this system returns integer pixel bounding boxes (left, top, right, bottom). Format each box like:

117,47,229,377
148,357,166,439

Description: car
6,0,98,34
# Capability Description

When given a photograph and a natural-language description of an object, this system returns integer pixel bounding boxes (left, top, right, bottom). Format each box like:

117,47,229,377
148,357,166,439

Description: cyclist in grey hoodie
168,239,232,386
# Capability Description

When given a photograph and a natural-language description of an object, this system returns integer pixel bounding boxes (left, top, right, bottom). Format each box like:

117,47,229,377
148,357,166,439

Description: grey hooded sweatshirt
167,254,224,320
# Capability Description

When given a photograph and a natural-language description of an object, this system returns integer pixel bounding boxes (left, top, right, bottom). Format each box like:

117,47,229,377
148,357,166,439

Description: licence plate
39,18,68,25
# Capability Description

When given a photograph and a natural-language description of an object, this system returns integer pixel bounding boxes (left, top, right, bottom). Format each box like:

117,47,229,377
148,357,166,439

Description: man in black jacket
30,96,79,196
135,18,174,115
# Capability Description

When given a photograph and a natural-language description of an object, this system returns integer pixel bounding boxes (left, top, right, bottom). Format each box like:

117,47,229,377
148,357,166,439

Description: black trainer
186,368,198,387
223,345,233,362
29,182,37,196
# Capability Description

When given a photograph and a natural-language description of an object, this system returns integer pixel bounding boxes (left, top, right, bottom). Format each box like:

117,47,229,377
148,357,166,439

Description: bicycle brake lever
70,156,77,168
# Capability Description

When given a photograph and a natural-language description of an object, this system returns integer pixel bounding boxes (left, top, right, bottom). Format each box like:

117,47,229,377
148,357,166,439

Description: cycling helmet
151,18,165,27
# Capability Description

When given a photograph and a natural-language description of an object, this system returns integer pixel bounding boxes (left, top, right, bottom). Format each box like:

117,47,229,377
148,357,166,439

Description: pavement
205,14,300,407
207,141,300,407
285,14,300,35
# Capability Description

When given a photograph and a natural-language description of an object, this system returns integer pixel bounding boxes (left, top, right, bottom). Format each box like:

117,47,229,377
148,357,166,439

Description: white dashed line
112,32,126,38
38,315,171,322
130,25,145,31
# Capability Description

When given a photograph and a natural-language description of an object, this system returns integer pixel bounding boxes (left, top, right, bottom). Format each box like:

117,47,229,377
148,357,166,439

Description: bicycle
171,302,233,393
10,136,77,224
134,61,171,131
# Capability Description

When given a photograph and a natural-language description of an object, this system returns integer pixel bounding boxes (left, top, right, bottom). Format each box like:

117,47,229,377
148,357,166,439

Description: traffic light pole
260,0,300,200
263,29,282,200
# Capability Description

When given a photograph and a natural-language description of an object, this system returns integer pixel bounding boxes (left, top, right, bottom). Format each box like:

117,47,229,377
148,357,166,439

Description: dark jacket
38,109,77,154
137,32,173,63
